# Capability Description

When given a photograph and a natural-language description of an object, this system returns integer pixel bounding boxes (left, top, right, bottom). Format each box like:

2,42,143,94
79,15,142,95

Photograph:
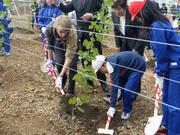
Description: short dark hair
112,0,127,10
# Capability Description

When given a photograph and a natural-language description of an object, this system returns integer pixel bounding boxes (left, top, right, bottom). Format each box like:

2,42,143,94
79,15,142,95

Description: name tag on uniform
170,62,178,66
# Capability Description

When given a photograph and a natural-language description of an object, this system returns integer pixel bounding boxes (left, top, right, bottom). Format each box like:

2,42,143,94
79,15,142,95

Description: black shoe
101,84,109,92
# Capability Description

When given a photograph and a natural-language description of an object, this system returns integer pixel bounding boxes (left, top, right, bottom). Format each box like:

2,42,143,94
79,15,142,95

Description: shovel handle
105,116,111,129
154,85,161,116
60,89,65,95
56,87,65,95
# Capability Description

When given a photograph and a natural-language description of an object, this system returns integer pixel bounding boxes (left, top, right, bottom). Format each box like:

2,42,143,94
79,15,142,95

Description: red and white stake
144,85,163,135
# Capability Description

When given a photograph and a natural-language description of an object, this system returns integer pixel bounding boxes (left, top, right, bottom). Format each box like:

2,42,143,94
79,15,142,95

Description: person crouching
92,51,146,119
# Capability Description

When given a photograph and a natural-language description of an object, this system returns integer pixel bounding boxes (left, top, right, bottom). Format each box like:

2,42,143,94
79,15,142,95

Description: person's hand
44,60,53,68
116,47,121,53
52,18,55,21
117,89,121,99
80,13,93,21
107,107,115,117
154,74,164,90
41,27,46,34
55,76,63,89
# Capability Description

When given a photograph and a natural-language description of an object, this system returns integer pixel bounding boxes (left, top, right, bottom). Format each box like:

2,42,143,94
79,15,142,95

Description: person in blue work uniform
38,0,62,42
38,0,62,65
0,0,5,11
1,19,13,55
0,0,5,55
92,51,146,119
2,26,13,55
128,0,180,134
0,1,13,56
31,0,39,29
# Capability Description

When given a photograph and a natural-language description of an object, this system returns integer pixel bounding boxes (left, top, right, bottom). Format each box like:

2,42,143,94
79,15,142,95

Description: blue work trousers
3,32,10,53
120,70,145,113
161,68,180,135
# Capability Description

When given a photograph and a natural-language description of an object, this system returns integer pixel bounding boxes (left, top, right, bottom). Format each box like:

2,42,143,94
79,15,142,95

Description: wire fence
1,40,180,112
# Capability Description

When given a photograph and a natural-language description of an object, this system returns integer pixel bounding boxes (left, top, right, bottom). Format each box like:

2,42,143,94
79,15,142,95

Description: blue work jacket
38,4,62,29
107,51,146,107
0,1,6,11
150,21,180,76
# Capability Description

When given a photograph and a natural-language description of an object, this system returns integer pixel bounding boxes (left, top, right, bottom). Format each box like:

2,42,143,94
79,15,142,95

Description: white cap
65,0,71,2
92,55,105,73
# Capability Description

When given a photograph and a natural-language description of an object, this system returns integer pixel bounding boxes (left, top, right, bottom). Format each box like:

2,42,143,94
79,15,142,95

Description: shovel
144,85,163,135
98,116,114,135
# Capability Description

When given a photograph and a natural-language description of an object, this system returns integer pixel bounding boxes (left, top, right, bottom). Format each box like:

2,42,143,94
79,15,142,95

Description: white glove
107,107,115,118
55,76,63,89
117,89,121,99
44,60,53,68
41,27,46,34
52,18,55,21
154,74,164,90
